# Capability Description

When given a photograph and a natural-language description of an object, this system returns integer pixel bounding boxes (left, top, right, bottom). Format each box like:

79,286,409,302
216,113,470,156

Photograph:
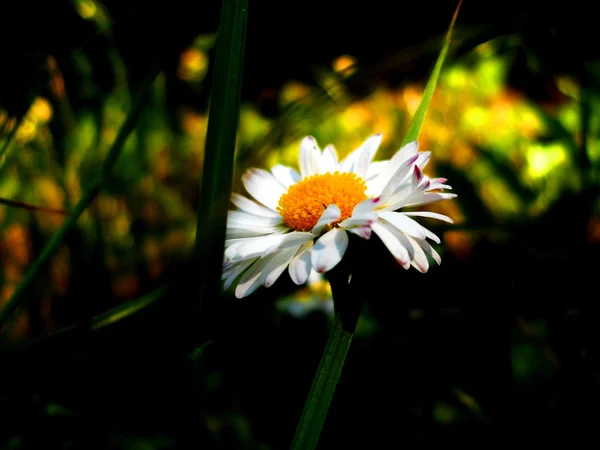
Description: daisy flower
223,134,456,298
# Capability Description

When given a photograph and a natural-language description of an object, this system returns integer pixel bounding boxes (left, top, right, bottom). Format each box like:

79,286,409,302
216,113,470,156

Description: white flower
223,134,456,298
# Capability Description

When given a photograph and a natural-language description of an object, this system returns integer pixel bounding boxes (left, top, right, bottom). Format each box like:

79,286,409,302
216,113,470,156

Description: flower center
277,171,368,231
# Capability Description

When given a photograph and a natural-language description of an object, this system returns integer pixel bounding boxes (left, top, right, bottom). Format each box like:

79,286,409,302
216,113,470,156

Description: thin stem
0,61,161,332
0,197,69,215
291,266,363,450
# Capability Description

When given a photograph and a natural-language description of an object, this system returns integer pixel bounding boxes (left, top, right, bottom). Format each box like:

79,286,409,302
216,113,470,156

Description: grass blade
0,285,169,354
402,0,463,145
0,197,69,215
0,62,161,331
290,315,357,450
291,263,363,450
193,0,248,305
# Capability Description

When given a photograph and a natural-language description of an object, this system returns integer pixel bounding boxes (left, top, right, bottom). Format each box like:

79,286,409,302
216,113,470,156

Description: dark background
1,1,599,449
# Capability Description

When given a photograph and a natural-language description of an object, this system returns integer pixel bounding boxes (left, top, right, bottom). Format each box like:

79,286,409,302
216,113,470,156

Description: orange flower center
277,171,368,231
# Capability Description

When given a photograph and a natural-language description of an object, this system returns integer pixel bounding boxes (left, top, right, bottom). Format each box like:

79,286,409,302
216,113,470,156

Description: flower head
223,134,456,298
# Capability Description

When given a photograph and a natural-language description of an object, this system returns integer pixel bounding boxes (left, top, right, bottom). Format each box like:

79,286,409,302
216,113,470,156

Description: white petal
264,231,314,254
226,225,287,239
357,133,383,178
271,165,301,188
311,228,349,273
228,232,312,262
411,165,425,191
235,254,276,298
367,141,418,196
339,133,382,175
311,204,341,236
371,222,410,268
345,225,373,239
366,160,388,180
378,184,413,211
242,168,287,209
289,241,313,284
338,213,376,229
299,136,320,177
321,145,338,173
416,239,442,265
228,210,282,227
401,192,457,208
403,211,454,223
231,193,280,218
376,161,416,202
406,235,429,273
263,247,299,287
223,258,257,290
377,211,427,240
416,151,431,169
429,182,453,191
352,197,382,216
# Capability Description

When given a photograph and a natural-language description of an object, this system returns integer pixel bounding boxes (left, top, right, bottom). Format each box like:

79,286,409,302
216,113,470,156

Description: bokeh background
1,0,599,448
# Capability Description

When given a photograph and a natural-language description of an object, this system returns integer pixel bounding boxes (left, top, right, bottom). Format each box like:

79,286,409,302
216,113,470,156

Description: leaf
402,0,463,146
193,0,248,304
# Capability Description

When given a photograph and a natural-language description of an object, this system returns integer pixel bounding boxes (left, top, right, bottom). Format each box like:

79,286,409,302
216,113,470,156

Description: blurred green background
1,1,599,449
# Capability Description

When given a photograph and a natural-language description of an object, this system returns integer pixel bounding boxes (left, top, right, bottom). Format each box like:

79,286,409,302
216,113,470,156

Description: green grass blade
290,264,363,450
0,113,26,168
0,285,168,354
290,314,355,450
402,0,463,146
0,62,161,331
193,0,248,304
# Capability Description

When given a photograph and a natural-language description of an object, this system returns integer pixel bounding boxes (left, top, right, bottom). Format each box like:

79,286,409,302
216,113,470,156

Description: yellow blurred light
143,238,161,261
332,54,357,77
181,110,207,135
3,262,22,283
475,41,495,57
444,230,473,260
113,214,131,239
463,105,488,129
75,0,97,19
3,224,30,266
37,177,64,209
279,81,311,106
31,97,53,123
339,103,374,133
163,230,191,253
556,76,579,101
97,195,119,219
451,144,477,169
15,119,36,143
519,108,544,137
238,105,272,144
479,178,522,218
444,66,470,89
525,143,568,180
177,48,208,82
402,85,423,116
307,273,332,299
475,56,505,96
